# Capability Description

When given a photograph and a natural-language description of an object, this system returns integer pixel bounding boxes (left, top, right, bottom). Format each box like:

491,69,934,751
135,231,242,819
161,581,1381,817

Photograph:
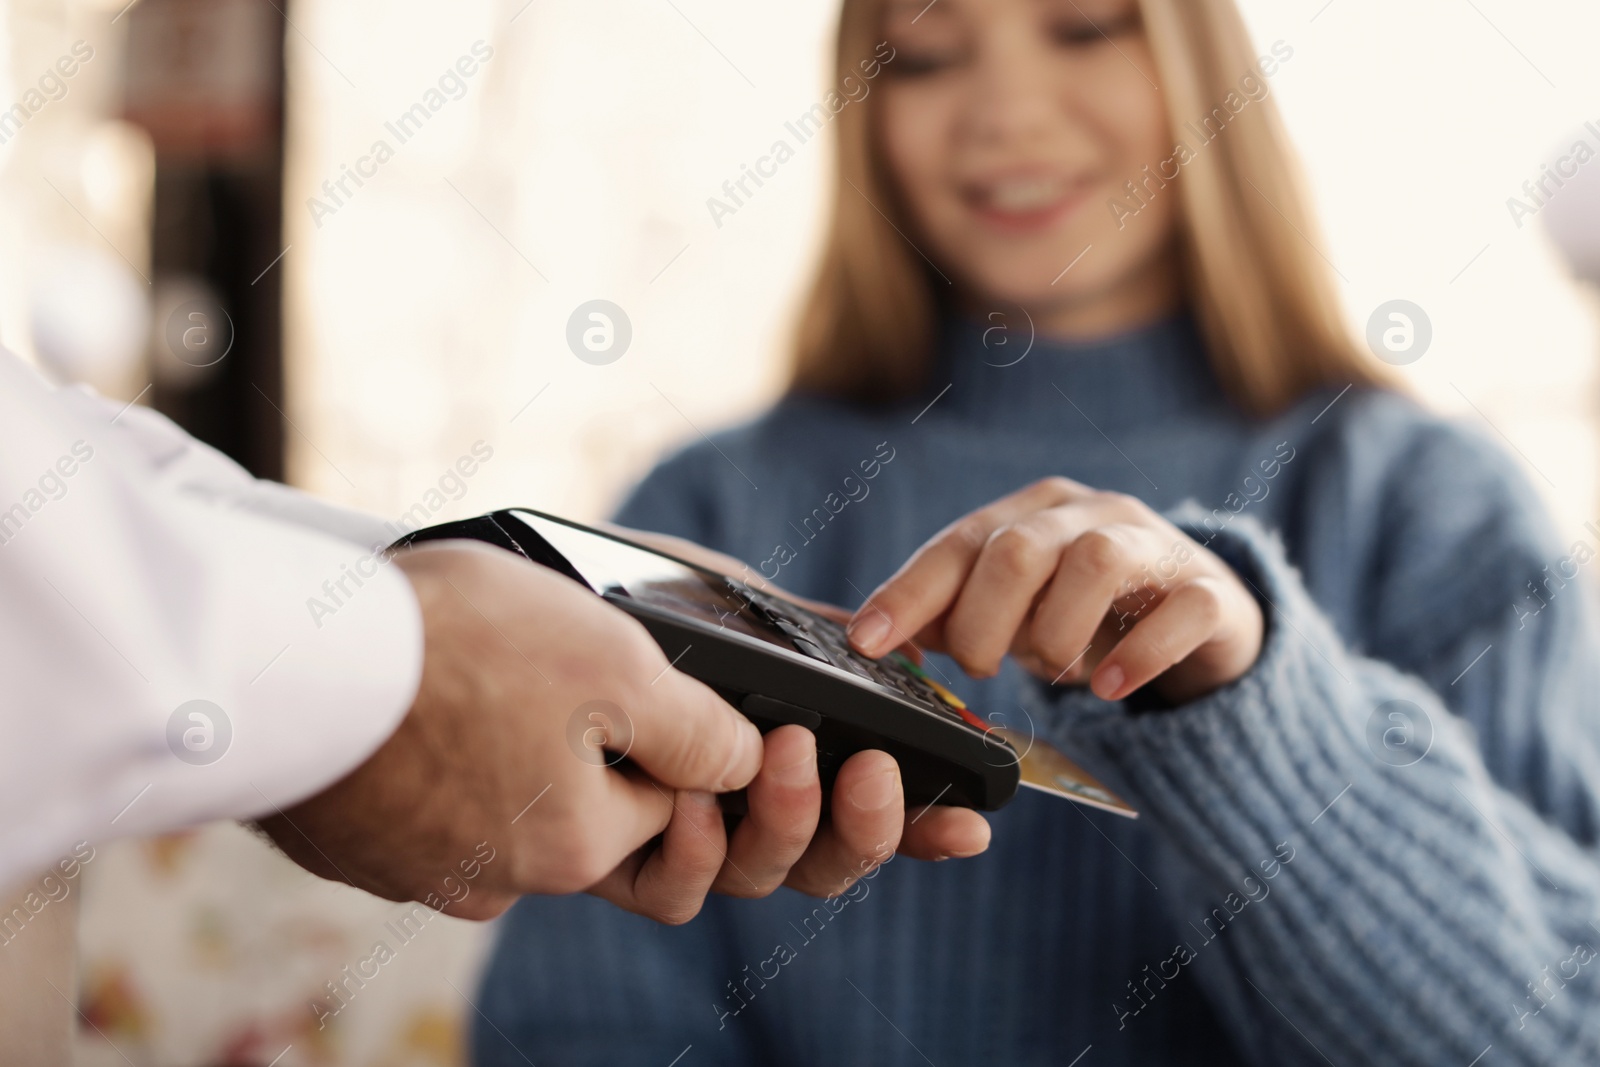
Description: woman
474,0,1600,1063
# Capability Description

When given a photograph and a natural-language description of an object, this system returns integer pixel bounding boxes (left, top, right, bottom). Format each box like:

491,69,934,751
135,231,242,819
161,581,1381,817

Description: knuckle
1100,491,1149,519
570,857,613,893
656,898,705,926
758,812,819,857
523,849,595,896
791,867,855,899
768,820,816,857
985,523,1052,579
1069,527,1126,575
725,872,783,900
532,816,615,892
563,847,612,893
1180,579,1226,626
947,516,991,556
1033,475,1081,500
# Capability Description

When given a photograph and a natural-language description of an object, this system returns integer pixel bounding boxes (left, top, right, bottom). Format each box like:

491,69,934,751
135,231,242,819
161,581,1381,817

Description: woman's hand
845,478,1264,705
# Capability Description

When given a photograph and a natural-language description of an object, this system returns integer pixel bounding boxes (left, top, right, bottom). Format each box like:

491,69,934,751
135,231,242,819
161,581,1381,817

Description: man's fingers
783,750,903,897
714,725,822,897
588,789,727,924
629,790,727,923
898,805,991,861
624,667,763,792
553,765,676,889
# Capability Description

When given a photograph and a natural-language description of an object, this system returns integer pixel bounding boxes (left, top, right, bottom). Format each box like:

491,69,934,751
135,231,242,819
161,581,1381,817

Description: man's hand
258,541,766,922
599,525,992,902
261,537,991,926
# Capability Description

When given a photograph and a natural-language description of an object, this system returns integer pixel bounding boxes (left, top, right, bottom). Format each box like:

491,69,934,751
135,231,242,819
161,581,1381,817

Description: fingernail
1093,664,1125,700
848,767,899,812
720,719,764,791
774,744,817,788
848,613,891,655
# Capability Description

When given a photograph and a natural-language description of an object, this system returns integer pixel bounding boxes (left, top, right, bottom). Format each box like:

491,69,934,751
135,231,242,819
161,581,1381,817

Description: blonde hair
791,0,1397,415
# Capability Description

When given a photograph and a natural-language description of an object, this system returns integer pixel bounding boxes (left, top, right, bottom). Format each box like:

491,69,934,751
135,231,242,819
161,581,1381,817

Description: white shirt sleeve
0,350,423,889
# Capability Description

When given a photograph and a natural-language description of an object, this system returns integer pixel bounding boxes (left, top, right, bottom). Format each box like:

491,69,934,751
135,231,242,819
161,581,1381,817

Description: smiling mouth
962,174,1095,232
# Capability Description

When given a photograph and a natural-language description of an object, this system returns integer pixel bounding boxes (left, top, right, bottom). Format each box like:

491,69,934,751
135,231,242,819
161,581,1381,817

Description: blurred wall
0,0,152,399
283,0,1600,540
1248,0,1600,531
282,0,836,529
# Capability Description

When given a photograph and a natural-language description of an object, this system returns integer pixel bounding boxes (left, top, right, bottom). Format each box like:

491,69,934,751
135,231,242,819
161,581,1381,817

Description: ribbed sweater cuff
1025,509,1600,1065
1031,509,1366,813
1035,507,1452,848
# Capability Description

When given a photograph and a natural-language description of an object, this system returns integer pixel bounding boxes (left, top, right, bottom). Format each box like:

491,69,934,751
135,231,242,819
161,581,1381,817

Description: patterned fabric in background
74,822,493,1067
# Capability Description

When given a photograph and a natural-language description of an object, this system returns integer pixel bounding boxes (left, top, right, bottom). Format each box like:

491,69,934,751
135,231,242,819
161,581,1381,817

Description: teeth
986,178,1066,212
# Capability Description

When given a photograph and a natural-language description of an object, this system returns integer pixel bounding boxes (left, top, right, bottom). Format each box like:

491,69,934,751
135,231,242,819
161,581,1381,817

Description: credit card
992,727,1138,819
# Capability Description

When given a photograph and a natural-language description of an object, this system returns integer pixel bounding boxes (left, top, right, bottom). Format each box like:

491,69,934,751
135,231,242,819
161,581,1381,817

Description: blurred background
4,0,1600,1063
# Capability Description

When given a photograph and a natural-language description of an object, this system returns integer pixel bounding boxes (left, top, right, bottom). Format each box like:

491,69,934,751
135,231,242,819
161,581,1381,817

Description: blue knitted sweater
474,314,1600,1066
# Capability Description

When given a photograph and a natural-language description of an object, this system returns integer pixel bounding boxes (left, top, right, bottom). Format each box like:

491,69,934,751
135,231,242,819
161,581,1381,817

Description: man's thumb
625,671,763,792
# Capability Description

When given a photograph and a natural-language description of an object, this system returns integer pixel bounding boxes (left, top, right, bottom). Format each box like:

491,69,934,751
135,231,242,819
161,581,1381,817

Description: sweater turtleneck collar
928,309,1232,427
